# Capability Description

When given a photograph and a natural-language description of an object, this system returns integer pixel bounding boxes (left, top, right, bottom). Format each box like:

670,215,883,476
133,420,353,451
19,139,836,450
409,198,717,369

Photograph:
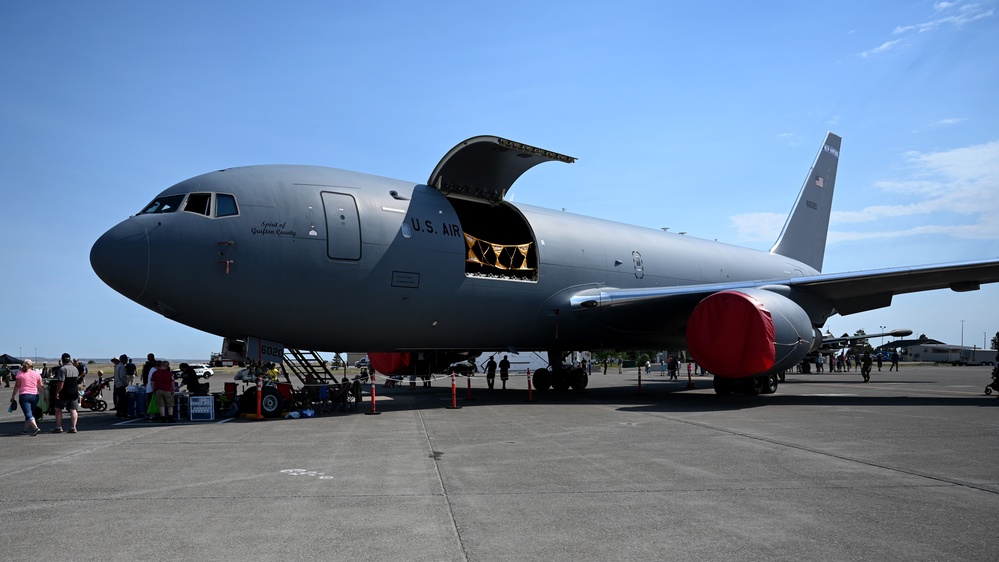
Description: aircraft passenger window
139,194,185,214
215,193,239,217
183,193,212,216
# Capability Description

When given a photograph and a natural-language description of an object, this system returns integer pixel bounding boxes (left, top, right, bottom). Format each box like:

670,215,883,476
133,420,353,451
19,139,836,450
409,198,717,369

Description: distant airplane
90,133,999,395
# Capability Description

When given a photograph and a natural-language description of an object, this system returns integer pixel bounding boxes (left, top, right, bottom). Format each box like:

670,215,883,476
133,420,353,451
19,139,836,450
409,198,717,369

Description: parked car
354,357,370,368
172,363,214,380
447,362,477,375
191,364,214,378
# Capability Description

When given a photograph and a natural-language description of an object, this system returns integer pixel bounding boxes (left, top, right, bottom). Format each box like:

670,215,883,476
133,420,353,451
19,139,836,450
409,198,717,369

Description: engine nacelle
686,288,816,378
368,351,473,375
369,352,412,375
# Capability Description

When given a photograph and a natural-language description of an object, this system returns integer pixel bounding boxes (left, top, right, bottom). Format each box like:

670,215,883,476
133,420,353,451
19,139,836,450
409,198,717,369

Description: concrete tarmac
2,365,998,561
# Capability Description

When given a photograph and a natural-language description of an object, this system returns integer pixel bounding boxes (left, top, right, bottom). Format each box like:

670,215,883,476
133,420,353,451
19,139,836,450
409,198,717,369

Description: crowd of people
7,351,218,435
812,350,900,373
116,352,179,423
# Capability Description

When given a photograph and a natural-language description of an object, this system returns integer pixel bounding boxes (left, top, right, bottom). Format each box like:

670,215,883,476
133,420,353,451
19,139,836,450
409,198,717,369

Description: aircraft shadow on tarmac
372,381,999,414
779,378,934,385
615,391,999,414
4,380,995,435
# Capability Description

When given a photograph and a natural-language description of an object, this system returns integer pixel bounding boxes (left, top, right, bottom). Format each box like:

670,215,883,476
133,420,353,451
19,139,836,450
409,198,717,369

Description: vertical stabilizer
770,132,841,272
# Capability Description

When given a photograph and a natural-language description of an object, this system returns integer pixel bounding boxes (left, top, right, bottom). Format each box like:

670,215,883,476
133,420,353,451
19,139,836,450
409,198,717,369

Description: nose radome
90,218,149,300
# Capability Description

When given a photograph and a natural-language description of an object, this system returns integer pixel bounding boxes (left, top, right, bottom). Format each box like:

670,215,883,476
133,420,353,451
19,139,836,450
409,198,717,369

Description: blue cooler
126,386,146,418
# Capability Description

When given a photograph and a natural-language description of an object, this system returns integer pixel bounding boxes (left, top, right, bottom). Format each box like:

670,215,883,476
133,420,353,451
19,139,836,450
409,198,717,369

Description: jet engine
686,288,817,378
369,352,412,375
368,351,473,376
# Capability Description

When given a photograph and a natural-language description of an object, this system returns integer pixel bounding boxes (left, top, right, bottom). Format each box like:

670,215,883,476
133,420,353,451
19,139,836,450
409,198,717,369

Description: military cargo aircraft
90,133,999,395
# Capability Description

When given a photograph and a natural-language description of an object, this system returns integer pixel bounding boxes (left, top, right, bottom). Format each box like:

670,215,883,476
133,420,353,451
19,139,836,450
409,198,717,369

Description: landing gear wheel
986,386,993,396
760,374,779,394
713,376,734,396
569,368,588,390
551,369,571,391
259,387,283,417
532,368,551,391
239,387,285,418
742,376,765,396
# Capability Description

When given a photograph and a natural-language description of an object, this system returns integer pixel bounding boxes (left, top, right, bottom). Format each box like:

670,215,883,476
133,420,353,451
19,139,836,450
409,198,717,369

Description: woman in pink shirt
10,359,45,436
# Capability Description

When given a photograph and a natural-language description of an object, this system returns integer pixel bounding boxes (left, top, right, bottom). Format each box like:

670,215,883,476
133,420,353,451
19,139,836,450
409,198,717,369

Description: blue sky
1,0,997,361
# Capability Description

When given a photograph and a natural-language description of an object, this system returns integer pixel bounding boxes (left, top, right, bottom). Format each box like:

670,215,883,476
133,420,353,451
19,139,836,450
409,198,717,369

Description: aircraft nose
90,218,149,300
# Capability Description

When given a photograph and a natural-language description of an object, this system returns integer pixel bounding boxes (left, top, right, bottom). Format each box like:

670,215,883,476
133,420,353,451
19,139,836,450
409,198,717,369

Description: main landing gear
712,373,779,396
531,351,588,391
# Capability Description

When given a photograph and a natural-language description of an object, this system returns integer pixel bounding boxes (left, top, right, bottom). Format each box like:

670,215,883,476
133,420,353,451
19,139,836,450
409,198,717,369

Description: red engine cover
687,290,776,377
369,352,411,375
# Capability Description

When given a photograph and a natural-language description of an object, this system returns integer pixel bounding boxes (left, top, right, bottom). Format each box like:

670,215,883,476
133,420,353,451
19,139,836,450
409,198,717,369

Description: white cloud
829,223,995,243
831,140,999,240
729,212,786,243
929,117,968,127
729,140,999,244
866,1,994,57
831,201,941,223
894,3,994,33
861,39,904,58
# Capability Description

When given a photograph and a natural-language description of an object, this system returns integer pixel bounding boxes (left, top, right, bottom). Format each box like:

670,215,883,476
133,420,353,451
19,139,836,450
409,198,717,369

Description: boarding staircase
282,349,345,385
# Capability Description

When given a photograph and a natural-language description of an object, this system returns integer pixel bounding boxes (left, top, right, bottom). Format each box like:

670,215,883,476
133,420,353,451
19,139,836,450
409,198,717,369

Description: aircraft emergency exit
90,133,999,395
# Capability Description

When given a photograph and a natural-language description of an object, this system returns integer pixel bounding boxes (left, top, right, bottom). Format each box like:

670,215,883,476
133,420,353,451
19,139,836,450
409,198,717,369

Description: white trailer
905,345,962,363
958,348,997,366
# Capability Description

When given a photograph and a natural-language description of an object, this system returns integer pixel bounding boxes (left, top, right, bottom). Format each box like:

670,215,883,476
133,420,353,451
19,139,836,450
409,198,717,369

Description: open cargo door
428,136,575,204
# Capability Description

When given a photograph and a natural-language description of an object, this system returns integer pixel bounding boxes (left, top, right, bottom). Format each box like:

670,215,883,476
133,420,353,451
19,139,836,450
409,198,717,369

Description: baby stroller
985,366,999,396
80,376,111,411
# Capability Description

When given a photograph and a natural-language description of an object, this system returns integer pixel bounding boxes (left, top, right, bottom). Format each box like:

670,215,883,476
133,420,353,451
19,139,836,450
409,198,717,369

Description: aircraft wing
571,258,999,317
788,258,999,315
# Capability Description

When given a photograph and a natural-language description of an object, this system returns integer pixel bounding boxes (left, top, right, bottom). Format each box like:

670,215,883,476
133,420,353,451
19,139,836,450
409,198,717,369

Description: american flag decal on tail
815,175,824,188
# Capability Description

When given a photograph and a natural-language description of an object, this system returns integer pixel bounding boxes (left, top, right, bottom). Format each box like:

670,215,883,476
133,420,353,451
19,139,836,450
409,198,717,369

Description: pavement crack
418,409,469,562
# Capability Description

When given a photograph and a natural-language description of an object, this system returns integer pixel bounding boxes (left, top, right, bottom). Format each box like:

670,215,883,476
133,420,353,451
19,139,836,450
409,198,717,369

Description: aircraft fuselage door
322,192,361,260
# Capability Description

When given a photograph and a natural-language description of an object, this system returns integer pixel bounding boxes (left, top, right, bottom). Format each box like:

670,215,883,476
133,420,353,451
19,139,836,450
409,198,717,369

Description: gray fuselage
91,164,816,354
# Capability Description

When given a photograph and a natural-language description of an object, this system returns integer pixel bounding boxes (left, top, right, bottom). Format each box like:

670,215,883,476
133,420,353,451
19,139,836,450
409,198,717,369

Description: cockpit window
183,193,212,216
139,192,238,218
216,193,239,217
140,194,185,214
